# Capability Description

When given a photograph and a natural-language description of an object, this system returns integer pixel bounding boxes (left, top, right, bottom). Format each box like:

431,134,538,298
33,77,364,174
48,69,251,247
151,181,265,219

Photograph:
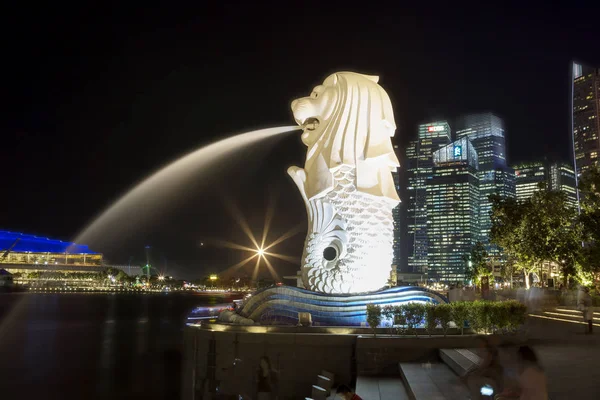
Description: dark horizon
2,3,599,278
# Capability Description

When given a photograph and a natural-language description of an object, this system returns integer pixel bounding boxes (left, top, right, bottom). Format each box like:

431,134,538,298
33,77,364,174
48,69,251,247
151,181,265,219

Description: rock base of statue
218,285,448,327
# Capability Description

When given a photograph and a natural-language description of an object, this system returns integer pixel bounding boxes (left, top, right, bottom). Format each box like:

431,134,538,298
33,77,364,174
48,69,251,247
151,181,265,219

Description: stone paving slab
399,363,447,400
356,376,409,400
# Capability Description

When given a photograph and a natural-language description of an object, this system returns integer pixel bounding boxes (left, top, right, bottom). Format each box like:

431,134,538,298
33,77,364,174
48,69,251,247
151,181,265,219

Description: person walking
256,356,278,400
577,285,593,334
463,336,504,399
495,346,548,400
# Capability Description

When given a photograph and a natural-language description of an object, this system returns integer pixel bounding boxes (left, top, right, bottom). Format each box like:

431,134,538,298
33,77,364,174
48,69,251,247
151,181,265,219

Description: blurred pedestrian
495,346,547,400
256,356,278,400
577,285,593,334
463,336,504,399
336,384,362,400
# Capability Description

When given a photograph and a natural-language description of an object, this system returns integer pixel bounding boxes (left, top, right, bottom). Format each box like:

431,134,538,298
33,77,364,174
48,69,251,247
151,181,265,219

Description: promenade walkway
526,307,600,400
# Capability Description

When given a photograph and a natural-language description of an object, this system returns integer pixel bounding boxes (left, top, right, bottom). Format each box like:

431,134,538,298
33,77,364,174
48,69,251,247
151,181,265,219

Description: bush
403,302,425,337
450,302,470,335
393,305,406,326
466,300,527,334
505,300,527,332
382,305,396,334
469,301,493,334
366,304,382,336
436,303,453,336
365,301,528,336
424,303,439,337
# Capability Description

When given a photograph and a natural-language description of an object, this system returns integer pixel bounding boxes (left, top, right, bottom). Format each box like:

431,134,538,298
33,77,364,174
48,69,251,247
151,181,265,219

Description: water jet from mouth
73,126,299,249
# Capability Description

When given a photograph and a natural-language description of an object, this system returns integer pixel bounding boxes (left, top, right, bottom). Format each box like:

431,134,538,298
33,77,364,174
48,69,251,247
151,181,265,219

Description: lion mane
291,71,400,204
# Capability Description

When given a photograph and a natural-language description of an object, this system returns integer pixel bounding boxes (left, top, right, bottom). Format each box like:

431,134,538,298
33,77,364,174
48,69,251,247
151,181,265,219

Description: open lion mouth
302,117,320,132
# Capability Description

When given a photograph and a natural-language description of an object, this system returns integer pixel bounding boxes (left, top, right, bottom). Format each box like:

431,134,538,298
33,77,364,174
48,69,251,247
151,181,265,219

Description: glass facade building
392,165,402,268
0,231,102,267
572,62,600,178
513,162,577,209
455,113,515,257
427,138,479,283
549,162,578,209
404,121,451,274
514,162,547,202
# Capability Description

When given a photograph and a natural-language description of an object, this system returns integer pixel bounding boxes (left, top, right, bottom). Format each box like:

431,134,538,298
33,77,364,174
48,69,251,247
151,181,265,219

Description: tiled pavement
525,307,600,400
352,308,600,400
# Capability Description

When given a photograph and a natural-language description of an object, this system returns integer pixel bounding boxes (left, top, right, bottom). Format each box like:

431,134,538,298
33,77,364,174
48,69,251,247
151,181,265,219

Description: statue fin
287,166,309,205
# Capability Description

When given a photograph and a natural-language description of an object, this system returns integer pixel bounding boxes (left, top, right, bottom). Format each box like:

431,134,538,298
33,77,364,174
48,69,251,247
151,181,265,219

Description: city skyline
398,108,581,282
2,4,599,278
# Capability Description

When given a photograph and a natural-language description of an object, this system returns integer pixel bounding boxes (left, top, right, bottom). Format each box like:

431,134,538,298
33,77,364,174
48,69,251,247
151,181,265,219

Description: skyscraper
455,113,515,255
404,121,451,274
427,137,479,283
572,62,600,178
392,160,402,268
549,162,578,209
514,162,547,202
513,161,577,208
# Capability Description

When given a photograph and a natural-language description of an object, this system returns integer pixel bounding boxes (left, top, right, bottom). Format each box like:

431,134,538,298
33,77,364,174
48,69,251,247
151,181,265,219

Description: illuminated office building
0,230,102,267
514,162,547,202
427,137,479,283
0,231,142,278
513,162,577,209
404,121,451,274
549,162,577,208
392,162,402,269
572,62,600,178
456,113,515,256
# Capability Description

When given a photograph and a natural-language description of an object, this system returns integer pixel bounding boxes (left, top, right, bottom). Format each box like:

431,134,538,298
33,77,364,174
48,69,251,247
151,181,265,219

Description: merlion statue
288,72,400,294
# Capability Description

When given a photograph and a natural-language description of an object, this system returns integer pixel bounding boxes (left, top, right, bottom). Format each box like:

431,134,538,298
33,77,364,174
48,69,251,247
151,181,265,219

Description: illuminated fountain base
218,285,448,327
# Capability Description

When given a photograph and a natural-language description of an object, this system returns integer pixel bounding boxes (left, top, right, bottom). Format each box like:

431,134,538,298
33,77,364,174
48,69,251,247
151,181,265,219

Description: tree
463,242,493,287
528,189,581,287
490,195,537,288
366,304,382,337
490,190,581,288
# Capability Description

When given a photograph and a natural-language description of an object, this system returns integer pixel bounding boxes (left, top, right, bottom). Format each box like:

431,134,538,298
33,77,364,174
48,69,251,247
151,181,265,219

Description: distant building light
209,274,218,281
454,146,462,157
428,125,445,132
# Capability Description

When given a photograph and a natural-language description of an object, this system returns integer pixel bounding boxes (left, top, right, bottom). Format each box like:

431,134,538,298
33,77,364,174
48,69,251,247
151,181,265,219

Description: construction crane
1,238,21,261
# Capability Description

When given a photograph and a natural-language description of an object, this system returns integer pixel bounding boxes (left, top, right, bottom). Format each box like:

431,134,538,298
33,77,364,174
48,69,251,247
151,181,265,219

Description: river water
0,292,237,400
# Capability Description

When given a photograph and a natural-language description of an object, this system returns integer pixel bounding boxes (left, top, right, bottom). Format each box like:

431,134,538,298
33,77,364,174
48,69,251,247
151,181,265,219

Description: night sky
3,3,599,279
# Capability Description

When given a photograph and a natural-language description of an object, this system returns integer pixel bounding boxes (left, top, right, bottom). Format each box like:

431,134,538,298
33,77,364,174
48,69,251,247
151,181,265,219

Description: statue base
218,285,448,327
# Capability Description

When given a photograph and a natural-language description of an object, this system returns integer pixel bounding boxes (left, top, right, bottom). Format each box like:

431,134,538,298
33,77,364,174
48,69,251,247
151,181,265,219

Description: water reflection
0,292,238,400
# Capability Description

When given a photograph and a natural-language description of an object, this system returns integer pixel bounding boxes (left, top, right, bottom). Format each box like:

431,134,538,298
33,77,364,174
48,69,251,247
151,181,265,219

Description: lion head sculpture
289,71,400,203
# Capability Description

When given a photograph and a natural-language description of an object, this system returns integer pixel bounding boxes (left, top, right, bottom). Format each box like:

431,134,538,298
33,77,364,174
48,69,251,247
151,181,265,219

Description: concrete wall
355,334,525,376
183,325,526,400
184,326,356,400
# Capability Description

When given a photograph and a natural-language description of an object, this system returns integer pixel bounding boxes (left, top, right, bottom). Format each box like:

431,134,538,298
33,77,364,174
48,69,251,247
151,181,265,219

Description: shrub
450,302,470,335
436,303,453,336
382,305,396,335
505,300,527,332
366,304,382,336
366,301,527,337
424,303,439,337
469,301,493,334
487,301,506,333
392,305,406,326
403,302,426,337
392,305,407,335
